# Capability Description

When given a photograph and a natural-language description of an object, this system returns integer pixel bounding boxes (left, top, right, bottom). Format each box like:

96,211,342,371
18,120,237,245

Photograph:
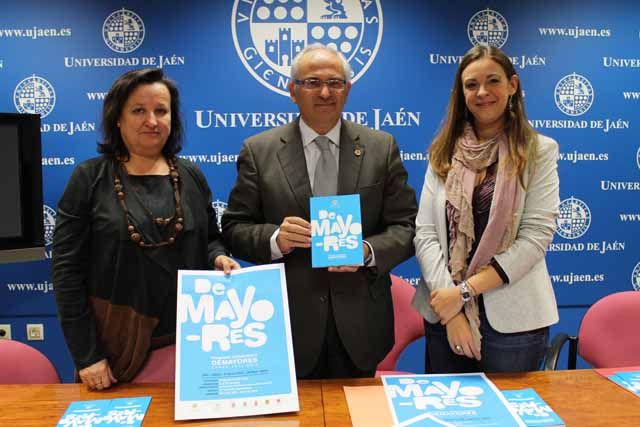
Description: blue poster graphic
310,194,363,268
56,396,151,427
382,374,525,427
609,371,640,396
175,264,298,420
1,0,640,380
502,388,565,427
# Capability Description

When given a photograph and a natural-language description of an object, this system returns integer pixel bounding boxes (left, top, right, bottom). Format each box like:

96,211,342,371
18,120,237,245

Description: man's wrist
363,241,373,266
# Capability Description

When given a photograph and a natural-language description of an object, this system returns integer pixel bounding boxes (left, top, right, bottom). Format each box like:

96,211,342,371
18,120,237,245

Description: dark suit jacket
222,119,417,376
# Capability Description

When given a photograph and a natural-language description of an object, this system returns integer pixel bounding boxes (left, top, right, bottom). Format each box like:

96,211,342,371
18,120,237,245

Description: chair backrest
376,275,424,375
578,291,640,368
0,340,60,384
131,344,176,383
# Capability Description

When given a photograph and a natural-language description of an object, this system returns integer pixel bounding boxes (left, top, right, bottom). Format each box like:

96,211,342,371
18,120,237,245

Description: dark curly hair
98,68,183,159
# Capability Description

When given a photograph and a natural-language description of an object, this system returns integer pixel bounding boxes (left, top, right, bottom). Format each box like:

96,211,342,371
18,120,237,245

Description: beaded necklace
113,158,184,248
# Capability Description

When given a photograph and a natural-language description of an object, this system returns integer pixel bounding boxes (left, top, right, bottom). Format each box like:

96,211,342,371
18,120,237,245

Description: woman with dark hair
412,45,560,373
53,68,239,389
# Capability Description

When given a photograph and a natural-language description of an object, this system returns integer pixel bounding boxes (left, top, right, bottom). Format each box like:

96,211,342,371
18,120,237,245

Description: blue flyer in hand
382,373,525,427
310,194,363,268
175,264,298,420
502,388,565,426
56,396,151,427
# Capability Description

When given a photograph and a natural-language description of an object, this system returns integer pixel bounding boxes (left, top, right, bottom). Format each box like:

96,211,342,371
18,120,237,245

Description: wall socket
0,324,12,340
26,323,44,341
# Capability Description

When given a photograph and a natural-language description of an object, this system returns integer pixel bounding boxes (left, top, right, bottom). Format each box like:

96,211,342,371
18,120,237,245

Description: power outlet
0,324,12,340
26,323,44,341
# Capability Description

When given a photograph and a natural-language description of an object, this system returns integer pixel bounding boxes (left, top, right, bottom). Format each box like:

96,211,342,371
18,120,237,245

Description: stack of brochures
502,388,565,427
56,396,151,427
607,370,640,396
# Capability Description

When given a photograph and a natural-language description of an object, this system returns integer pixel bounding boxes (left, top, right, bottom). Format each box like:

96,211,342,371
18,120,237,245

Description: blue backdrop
1,0,638,382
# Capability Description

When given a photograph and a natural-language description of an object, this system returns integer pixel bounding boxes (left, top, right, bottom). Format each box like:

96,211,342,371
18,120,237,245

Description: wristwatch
459,281,472,302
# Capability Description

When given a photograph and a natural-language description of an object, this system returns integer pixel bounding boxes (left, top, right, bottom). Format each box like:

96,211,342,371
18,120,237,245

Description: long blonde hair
429,45,537,184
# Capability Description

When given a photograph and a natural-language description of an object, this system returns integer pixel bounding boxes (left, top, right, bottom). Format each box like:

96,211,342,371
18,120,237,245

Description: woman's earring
507,96,513,112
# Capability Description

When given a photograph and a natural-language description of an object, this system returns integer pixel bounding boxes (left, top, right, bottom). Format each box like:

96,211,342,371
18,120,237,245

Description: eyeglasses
294,78,347,91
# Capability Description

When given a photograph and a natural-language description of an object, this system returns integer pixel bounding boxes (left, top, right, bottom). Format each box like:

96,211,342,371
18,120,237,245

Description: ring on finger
454,345,463,353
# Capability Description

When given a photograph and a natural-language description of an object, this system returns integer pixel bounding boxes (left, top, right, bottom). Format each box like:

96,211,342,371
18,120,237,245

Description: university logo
102,8,145,53
43,204,57,246
13,75,56,118
212,199,227,232
232,0,383,96
556,197,591,239
636,146,640,170
632,261,640,291
554,73,594,116
467,8,508,48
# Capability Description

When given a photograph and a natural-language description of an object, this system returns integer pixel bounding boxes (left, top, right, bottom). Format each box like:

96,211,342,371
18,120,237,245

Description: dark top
126,174,178,338
446,162,509,284
52,156,226,380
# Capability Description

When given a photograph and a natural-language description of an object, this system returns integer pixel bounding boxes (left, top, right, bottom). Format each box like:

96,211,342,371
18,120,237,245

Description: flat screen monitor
0,113,44,263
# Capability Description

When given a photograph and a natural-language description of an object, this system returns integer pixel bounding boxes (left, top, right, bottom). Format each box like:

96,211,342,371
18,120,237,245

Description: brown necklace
113,158,184,248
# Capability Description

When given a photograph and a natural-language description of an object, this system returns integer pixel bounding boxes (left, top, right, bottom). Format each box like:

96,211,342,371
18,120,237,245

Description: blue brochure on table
609,371,640,396
502,388,565,426
56,396,151,427
382,373,525,427
175,264,298,420
310,194,363,268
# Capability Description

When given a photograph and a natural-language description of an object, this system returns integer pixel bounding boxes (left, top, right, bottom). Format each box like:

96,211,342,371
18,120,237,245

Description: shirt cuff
363,240,376,267
270,228,286,260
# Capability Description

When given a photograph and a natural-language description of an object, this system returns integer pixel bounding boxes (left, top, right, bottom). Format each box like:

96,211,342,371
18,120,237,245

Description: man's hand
78,358,117,390
327,244,369,273
276,216,311,253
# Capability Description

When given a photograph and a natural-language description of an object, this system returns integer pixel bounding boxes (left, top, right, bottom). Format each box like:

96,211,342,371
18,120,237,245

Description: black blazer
53,156,226,379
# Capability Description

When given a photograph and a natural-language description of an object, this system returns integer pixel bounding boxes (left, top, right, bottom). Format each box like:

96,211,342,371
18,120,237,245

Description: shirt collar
299,118,341,149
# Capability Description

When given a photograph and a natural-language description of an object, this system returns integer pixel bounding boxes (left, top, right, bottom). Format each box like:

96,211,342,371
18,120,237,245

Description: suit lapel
277,120,313,217
338,120,363,195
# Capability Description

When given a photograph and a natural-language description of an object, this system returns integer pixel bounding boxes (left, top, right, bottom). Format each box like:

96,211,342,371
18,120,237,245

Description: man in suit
222,44,417,379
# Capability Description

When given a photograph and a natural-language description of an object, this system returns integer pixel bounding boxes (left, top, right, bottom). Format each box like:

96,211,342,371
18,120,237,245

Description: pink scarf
445,124,521,348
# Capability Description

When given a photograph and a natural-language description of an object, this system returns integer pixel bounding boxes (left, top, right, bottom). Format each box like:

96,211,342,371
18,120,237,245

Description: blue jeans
424,301,549,373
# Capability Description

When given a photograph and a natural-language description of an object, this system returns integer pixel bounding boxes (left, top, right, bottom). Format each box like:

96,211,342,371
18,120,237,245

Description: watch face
460,281,471,301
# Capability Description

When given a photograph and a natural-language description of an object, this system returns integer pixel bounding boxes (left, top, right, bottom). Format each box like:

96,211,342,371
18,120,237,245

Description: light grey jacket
412,134,560,333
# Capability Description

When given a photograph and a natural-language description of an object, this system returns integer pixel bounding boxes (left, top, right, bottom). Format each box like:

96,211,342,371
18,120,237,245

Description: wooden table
1,370,639,426
0,381,324,426
325,370,640,426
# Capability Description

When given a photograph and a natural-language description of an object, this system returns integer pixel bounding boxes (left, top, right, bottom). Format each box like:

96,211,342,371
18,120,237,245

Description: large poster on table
382,373,525,427
175,264,298,420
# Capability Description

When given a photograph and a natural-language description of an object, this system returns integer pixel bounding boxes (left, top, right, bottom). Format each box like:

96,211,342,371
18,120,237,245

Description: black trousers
302,297,376,380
